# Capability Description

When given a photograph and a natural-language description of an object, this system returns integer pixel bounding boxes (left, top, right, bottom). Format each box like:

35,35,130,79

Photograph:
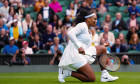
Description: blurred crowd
0,0,139,65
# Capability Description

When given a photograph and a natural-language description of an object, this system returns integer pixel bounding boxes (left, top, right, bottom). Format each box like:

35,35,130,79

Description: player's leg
95,45,107,70
71,63,96,82
95,45,119,82
58,63,96,82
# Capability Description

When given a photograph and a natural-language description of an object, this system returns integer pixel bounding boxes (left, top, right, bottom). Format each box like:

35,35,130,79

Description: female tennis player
58,9,118,83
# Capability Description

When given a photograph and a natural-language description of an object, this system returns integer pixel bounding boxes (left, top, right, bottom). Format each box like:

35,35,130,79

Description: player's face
89,15,97,27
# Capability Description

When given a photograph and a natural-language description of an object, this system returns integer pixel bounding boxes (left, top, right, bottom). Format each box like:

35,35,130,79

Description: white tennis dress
58,22,96,70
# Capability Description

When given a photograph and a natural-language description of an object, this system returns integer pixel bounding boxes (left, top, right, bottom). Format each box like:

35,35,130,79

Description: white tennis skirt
58,41,97,71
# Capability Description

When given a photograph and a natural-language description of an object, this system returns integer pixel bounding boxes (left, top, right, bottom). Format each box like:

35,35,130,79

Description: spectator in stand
137,0,140,6
22,41,33,54
111,38,126,53
6,14,22,28
16,4,24,21
77,1,90,14
22,0,34,7
10,19,23,40
90,27,99,46
0,0,9,23
103,33,113,46
121,55,134,65
37,19,48,34
99,25,115,44
112,12,127,32
127,26,140,42
7,6,15,23
49,0,62,13
101,14,112,30
0,19,9,33
34,0,45,12
50,37,64,54
3,37,19,54
128,0,140,16
100,37,111,53
66,3,77,21
49,14,60,27
118,33,127,47
29,34,43,53
44,38,53,54
15,35,24,49
85,0,96,8
53,20,63,36
72,0,81,10
32,21,37,28
127,12,139,30
22,14,33,35
128,33,139,50
136,41,140,51
97,0,108,15
49,50,62,65
115,0,130,7
9,0,22,7
58,27,68,47
62,15,72,27
0,0,4,7
105,0,116,6
13,14,22,27
39,0,55,21
36,13,43,26
29,26,43,42
0,29,9,50
43,24,56,44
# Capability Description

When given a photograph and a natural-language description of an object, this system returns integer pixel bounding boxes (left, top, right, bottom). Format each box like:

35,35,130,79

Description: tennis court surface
0,72,140,84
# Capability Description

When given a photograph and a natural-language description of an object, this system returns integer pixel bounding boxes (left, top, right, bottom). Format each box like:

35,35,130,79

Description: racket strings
99,54,120,71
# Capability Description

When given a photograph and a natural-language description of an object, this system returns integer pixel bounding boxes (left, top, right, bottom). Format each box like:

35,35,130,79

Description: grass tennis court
0,72,140,84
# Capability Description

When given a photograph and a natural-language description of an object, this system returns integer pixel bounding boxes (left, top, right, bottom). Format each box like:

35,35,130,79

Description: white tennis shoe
101,70,119,82
58,68,71,83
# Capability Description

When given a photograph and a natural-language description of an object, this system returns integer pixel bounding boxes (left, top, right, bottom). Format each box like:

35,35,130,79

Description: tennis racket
85,53,120,72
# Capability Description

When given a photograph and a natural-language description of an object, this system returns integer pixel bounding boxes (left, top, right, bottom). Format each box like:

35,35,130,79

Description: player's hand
104,42,109,47
78,47,85,55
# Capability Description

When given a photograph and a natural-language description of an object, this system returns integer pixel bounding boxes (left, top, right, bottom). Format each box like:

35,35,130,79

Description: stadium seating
0,48,3,53
94,0,99,5
96,31,102,35
24,38,29,42
30,12,38,21
102,12,115,19
137,17,140,22
120,12,129,18
108,6,119,13
118,6,127,12
111,30,119,39
128,50,140,53
24,6,34,15
123,17,130,22
111,17,116,21
36,50,48,54
56,12,66,20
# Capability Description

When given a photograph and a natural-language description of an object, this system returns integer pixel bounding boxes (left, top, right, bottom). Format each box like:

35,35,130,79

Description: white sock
69,71,72,76
101,70,108,75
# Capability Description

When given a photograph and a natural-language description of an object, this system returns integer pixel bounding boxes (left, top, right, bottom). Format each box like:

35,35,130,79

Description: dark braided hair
75,9,93,25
